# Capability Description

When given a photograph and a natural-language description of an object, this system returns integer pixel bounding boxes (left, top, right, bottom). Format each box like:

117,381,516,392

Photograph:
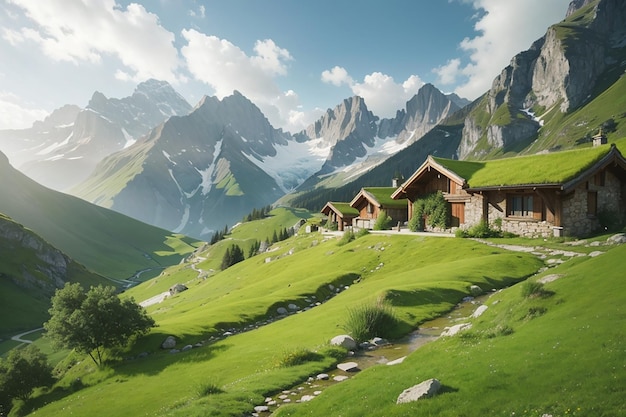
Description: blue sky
0,0,571,133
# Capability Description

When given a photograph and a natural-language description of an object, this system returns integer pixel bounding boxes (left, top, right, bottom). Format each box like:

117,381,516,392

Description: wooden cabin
321,202,359,231
350,187,408,229
392,144,626,237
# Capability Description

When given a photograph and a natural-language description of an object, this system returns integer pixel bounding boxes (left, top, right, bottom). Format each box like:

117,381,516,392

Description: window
508,195,534,217
587,191,597,216
367,203,373,214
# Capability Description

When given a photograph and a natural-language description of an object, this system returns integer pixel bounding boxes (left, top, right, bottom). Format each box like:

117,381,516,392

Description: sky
0,0,572,133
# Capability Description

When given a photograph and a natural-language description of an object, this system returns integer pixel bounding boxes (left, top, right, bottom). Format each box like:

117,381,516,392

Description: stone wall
562,171,622,236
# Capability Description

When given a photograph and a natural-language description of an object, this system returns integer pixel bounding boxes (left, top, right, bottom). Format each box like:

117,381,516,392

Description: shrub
342,297,398,343
324,218,338,231
457,219,506,238
373,210,392,230
355,228,370,238
409,192,450,231
337,230,355,246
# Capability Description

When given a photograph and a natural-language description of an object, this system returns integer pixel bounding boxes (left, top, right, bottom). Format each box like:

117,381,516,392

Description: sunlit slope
33,233,542,416
0,151,200,279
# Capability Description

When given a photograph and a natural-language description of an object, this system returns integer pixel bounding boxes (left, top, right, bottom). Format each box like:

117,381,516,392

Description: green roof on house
323,202,359,216
432,144,624,188
361,187,407,208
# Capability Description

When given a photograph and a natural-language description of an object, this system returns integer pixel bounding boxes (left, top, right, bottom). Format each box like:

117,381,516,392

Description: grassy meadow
6,207,625,417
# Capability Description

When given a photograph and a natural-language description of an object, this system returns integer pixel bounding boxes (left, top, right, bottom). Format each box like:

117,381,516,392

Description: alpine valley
2,1,624,240
0,1,626,416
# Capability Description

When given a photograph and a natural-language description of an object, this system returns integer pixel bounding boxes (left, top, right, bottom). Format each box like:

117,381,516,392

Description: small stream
258,294,490,414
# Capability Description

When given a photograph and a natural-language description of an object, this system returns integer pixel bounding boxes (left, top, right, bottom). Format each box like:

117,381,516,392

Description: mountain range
0,0,623,241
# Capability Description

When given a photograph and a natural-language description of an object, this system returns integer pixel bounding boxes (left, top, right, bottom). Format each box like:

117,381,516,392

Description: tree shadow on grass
115,340,233,377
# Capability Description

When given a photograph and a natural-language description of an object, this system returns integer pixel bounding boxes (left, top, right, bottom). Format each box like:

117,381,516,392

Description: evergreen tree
220,247,232,270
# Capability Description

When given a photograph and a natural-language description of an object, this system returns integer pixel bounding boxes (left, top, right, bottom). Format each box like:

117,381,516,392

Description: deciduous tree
44,283,155,367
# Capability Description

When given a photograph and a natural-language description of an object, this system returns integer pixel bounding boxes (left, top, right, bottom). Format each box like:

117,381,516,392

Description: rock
371,337,389,346
588,251,604,257
169,283,188,295
300,395,315,402
313,390,322,396
608,233,626,244
441,323,472,337
330,334,357,350
333,375,349,382
254,405,269,412
337,361,359,372
386,356,406,366
137,352,149,358
169,349,180,354
276,307,288,315
288,303,299,310
471,305,488,318
469,285,483,296
396,378,441,404
316,373,329,380
182,344,193,351
161,336,176,349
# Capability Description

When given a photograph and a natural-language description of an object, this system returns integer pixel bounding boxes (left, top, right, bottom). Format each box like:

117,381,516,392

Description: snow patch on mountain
122,128,136,148
245,138,332,193
35,132,73,156
197,140,223,195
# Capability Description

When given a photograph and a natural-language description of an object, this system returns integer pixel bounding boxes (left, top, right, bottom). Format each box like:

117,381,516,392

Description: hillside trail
11,327,43,344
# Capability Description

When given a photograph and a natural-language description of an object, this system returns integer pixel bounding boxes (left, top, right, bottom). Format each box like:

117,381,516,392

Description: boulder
471,305,488,318
288,303,299,310
396,378,441,404
337,361,359,372
330,334,357,350
608,233,626,245
277,307,288,315
441,323,472,337
316,373,329,380
386,356,406,366
469,285,483,296
161,335,176,349
169,283,188,295
371,337,389,346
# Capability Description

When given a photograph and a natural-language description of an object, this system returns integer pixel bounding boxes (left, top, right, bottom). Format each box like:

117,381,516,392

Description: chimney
592,129,607,147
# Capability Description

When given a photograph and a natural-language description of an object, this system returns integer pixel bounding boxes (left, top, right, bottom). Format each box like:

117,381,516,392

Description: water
259,294,490,413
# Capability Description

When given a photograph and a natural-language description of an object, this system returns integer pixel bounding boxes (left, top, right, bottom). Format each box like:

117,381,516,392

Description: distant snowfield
245,137,332,193
245,133,412,192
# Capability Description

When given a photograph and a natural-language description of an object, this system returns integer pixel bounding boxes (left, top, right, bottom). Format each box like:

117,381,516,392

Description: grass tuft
341,297,399,343
195,381,224,397
275,348,324,368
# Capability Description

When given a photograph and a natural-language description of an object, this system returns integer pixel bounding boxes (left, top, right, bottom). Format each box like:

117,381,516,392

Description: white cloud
321,66,353,87
181,29,309,132
441,0,571,100
322,69,424,119
4,0,181,83
0,92,48,130
433,58,462,85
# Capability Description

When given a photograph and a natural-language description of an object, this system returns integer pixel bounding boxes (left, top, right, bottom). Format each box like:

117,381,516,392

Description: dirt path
11,327,44,344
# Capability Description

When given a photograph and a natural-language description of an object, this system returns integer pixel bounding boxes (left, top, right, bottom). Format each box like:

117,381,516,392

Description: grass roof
328,202,359,216
432,145,617,188
363,187,408,208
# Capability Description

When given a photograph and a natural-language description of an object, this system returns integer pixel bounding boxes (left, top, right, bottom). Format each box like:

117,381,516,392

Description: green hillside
10,198,623,417
0,213,108,336
0,152,201,280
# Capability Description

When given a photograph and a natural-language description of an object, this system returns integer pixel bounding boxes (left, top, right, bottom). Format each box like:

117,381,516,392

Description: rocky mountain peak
459,0,624,159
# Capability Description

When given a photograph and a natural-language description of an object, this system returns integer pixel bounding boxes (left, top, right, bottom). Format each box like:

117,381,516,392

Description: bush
409,192,450,231
342,297,398,343
456,219,506,238
337,230,355,246
373,210,392,230
355,228,370,238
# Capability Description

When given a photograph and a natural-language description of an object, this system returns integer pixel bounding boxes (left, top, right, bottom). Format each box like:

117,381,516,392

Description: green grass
0,158,201,279
22,232,544,417
433,143,620,187
275,243,626,417
361,187,407,209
